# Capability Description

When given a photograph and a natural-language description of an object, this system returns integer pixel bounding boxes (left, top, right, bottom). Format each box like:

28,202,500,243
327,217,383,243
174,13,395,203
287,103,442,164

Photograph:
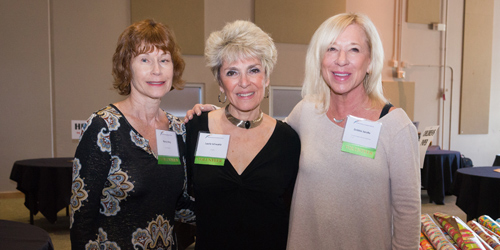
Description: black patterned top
186,112,300,250
70,104,195,250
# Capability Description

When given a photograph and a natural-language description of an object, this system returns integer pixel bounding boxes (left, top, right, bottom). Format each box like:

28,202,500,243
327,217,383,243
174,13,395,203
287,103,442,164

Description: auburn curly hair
112,19,185,95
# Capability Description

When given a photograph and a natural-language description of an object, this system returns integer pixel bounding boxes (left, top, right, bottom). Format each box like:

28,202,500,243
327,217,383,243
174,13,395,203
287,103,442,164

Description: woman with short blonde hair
186,20,299,250
205,20,277,84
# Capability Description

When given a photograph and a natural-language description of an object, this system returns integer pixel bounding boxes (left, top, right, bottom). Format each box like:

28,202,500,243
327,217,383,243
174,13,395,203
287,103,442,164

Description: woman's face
129,47,174,100
219,57,269,113
321,24,371,97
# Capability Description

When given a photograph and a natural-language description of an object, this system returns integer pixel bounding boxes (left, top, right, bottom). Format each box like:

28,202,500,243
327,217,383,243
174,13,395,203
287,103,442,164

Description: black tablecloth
421,149,462,204
10,157,73,224
0,219,54,250
453,166,500,221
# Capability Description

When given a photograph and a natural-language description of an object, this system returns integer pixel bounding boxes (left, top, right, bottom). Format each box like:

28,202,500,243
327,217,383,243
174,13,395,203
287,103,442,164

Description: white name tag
341,115,382,158
195,132,230,166
156,129,180,165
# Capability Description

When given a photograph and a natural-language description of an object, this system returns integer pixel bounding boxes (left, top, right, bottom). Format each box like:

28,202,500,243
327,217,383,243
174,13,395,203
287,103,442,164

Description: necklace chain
333,117,345,123
225,105,264,129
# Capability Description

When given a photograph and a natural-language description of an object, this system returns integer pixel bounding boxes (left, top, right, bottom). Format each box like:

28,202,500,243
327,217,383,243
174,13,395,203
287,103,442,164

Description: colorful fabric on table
480,216,500,237
483,227,500,241
441,227,461,249
434,212,491,250
420,232,436,250
421,214,457,250
468,220,500,250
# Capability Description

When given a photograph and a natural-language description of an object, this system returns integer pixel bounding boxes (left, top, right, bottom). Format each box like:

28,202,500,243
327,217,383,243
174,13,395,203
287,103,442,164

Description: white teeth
334,73,349,76
238,92,253,97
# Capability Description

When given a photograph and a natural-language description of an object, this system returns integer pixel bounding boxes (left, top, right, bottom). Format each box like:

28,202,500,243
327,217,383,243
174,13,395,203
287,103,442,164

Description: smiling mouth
237,92,254,97
147,81,165,85
333,72,350,77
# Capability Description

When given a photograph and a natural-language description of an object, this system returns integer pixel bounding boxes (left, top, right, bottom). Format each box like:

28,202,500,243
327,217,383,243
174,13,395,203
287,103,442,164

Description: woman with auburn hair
70,19,194,250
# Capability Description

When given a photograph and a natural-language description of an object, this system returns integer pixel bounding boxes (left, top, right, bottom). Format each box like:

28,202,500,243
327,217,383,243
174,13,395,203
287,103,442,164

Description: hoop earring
264,86,270,99
218,91,227,104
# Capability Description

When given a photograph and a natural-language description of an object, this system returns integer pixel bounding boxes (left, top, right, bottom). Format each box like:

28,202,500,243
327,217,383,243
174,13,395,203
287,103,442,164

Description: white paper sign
419,125,439,169
71,120,86,139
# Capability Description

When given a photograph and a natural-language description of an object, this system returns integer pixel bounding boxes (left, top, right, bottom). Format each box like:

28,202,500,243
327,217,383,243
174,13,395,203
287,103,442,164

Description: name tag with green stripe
341,115,381,159
195,132,230,166
156,129,180,165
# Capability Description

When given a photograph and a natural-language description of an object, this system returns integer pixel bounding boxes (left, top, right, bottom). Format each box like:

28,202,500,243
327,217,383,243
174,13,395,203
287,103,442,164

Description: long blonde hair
302,13,386,112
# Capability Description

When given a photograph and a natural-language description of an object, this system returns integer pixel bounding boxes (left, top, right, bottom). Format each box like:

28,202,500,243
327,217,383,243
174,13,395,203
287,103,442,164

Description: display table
10,157,73,224
453,167,500,221
0,219,54,250
421,149,462,204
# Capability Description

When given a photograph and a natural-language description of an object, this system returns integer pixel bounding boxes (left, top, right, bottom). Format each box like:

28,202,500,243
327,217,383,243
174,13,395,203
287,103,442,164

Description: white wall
1,0,53,190
51,1,129,156
1,0,499,192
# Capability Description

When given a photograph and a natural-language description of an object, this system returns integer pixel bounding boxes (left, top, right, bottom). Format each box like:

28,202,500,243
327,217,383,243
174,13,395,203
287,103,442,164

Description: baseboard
0,191,24,199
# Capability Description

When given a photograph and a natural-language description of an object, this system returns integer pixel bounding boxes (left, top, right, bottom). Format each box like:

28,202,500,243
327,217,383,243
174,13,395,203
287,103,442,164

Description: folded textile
421,232,437,250
467,220,500,250
421,214,457,250
434,212,491,250
483,227,500,241
480,216,500,237
441,227,461,249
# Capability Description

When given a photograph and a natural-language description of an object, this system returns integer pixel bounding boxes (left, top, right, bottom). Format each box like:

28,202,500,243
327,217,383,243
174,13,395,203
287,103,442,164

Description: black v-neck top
186,112,300,250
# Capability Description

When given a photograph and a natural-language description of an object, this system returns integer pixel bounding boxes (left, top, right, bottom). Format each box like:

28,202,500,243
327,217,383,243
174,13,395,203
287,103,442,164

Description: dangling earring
218,91,227,104
364,73,369,86
264,86,270,99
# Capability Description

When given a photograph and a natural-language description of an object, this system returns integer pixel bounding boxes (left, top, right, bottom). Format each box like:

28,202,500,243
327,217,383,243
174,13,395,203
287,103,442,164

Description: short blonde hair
302,13,386,112
205,20,277,84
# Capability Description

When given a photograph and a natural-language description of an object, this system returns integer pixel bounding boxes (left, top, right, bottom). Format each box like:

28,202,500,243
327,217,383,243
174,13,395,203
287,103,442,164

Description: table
0,219,54,250
9,157,196,249
421,149,462,204
10,157,73,224
453,167,500,221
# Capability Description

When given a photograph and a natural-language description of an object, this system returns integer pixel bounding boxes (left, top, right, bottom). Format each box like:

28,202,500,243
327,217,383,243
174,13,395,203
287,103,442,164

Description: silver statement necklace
225,105,264,129
333,117,345,123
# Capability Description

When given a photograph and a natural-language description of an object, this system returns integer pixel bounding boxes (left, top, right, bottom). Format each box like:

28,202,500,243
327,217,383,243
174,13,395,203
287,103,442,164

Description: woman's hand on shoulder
184,104,219,123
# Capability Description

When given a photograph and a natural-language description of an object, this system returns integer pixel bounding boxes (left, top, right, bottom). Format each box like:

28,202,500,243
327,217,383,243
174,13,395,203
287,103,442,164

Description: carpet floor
0,191,466,249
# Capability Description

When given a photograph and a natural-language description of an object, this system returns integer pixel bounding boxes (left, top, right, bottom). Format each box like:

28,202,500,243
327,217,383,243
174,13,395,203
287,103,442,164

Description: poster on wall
71,120,86,140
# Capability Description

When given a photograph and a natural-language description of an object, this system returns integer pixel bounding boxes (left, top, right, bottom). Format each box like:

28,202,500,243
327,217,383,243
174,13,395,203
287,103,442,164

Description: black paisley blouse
70,104,195,250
